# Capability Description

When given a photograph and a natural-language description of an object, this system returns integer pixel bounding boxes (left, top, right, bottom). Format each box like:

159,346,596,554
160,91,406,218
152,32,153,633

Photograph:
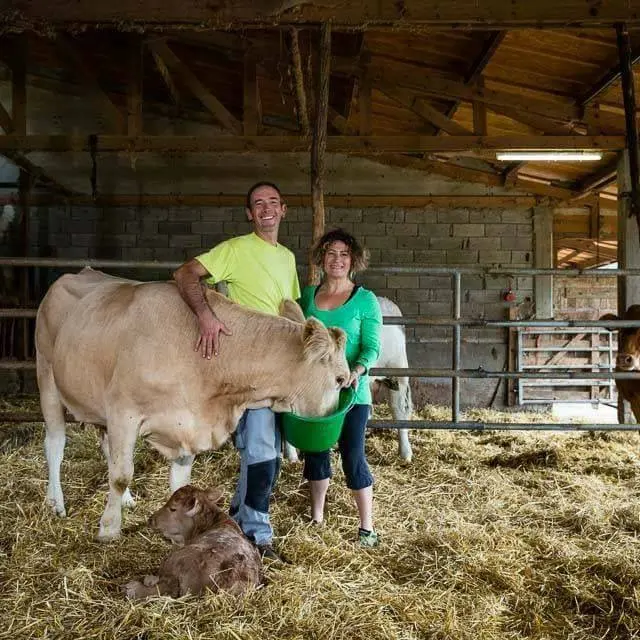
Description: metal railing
1,258,639,431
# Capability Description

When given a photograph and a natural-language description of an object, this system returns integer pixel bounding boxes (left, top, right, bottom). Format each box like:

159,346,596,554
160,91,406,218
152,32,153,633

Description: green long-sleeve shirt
299,285,382,405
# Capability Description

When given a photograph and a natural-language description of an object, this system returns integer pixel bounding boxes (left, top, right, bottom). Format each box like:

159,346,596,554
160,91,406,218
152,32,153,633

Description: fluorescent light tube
496,151,603,161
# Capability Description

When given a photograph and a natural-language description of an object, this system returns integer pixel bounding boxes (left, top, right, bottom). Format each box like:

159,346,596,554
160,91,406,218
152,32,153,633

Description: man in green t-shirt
174,182,300,562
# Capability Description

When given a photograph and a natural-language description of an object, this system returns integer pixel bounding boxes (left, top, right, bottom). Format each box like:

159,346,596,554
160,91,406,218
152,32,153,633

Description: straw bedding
1,396,640,639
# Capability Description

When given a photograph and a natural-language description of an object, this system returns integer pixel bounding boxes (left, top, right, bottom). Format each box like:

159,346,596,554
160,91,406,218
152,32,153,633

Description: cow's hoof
97,525,121,542
121,488,136,509
46,498,67,518
122,580,144,600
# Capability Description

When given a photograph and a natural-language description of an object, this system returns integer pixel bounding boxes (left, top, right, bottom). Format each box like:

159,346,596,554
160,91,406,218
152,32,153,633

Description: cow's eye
336,376,345,386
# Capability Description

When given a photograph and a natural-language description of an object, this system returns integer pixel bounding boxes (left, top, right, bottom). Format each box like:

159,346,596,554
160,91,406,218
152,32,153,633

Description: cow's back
375,297,409,369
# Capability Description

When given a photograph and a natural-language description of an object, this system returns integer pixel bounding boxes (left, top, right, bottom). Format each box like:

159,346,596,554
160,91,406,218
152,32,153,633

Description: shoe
358,528,379,548
256,543,285,563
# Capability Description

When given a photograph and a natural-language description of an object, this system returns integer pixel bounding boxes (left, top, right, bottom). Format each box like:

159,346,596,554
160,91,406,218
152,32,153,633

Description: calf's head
602,305,640,370
275,317,350,417
148,485,227,545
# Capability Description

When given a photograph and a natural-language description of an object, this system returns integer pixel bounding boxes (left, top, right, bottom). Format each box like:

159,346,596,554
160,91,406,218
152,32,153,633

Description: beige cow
36,268,349,541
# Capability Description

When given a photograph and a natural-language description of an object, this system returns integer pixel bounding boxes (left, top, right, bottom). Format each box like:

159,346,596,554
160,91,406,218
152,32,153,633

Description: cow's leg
98,414,138,541
169,454,195,493
283,441,300,463
98,428,135,508
38,355,67,517
391,377,413,463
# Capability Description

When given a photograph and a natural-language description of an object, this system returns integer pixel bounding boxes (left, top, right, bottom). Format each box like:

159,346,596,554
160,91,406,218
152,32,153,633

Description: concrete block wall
554,275,617,320
25,202,536,407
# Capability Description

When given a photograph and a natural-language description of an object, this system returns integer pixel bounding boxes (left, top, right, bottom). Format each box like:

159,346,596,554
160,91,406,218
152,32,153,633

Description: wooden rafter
146,39,242,134
379,84,473,135
54,33,125,132
289,28,310,136
571,158,619,201
444,31,506,124
0,135,623,153
11,1,639,28
581,47,640,105
559,237,618,261
149,44,181,105
371,64,581,122
127,37,143,136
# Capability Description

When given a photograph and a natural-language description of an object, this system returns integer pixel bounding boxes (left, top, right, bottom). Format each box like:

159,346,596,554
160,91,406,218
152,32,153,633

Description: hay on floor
1,396,640,639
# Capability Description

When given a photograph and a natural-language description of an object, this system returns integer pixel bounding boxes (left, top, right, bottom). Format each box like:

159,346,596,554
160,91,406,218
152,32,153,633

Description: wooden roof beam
379,84,474,136
571,157,619,201
54,33,126,132
0,135,624,153
146,39,242,135
10,2,639,28
580,46,640,105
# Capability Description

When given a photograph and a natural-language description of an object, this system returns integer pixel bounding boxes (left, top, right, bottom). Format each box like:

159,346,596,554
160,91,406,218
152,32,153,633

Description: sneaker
358,528,379,548
256,543,286,563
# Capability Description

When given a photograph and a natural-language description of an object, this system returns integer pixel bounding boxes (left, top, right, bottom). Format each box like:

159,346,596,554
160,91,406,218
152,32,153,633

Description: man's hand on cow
196,310,232,358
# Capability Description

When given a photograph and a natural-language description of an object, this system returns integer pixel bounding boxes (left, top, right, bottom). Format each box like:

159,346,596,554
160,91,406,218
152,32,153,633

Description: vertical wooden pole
617,150,640,423
243,48,259,136
533,204,554,319
309,22,331,285
290,28,310,136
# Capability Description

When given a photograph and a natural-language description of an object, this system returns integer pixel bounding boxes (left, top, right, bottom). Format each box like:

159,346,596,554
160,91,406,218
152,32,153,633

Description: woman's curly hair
310,228,369,275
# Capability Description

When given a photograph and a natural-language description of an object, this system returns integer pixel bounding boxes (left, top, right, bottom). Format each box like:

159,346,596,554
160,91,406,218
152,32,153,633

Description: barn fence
2,257,640,432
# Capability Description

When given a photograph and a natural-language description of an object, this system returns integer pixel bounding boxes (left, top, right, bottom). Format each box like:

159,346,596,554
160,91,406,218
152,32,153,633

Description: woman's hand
346,365,365,389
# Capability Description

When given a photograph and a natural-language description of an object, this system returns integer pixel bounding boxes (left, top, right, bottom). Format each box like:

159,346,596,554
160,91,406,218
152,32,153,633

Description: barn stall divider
2,257,640,432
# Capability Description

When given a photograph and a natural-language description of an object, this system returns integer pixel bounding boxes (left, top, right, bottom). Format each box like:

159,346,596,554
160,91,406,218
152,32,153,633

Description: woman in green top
299,229,382,547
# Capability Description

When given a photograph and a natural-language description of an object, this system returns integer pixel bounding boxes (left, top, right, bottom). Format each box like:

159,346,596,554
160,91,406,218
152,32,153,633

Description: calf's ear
185,497,203,518
303,317,332,363
600,313,619,331
205,487,225,506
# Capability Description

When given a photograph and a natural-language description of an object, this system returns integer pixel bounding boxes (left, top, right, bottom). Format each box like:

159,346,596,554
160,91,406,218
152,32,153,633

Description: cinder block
418,224,451,240
384,249,414,263
60,246,89,259
467,237,499,251
396,237,427,250
159,221,192,235
405,209,437,224
153,247,183,262
485,223,516,237
112,234,137,247
71,233,94,247
451,224,485,237
469,210,502,224
69,219,97,234
420,276,451,289
434,289,453,302
136,208,169,221
386,223,418,236
199,234,227,249
388,275,420,289
328,208,363,223
462,275,484,290
502,209,532,223
121,247,155,260
485,276,511,290
510,251,532,264
414,250,447,264
169,234,203,248
430,237,464,250
445,250,479,264
191,221,224,234
396,288,433,302
139,234,168,248
359,274,388,289
437,209,469,224
418,301,452,316
200,208,234,222
479,250,512,265
500,236,532,251
366,236,398,249
516,223,533,237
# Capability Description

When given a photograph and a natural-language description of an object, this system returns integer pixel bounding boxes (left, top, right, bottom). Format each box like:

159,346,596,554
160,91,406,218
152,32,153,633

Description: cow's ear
280,299,305,324
626,305,640,320
303,317,332,362
600,313,619,331
328,327,347,352
185,497,202,518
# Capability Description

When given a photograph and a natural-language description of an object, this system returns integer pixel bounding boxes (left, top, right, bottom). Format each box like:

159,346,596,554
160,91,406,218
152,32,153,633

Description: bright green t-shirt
195,233,300,316
299,285,382,405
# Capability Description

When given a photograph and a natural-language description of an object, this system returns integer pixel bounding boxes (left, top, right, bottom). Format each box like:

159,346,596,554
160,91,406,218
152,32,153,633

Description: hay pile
1,397,640,639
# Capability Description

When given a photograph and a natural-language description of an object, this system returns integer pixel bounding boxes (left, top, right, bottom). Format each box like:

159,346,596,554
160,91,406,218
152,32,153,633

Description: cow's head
148,485,226,545
275,317,350,417
602,305,640,370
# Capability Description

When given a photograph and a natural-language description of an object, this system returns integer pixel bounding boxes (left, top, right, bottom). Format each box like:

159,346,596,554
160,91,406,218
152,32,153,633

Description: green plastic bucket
282,387,356,453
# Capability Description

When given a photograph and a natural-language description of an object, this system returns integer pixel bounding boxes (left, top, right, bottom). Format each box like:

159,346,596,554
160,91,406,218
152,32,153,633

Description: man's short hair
246,182,283,210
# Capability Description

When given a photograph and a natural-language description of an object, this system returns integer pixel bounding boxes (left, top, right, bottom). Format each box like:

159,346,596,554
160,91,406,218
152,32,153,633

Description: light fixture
495,151,603,162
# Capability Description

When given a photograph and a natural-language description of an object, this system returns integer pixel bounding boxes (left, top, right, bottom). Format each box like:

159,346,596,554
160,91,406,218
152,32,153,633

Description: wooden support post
11,36,26,135
243,49,259,136
359,65,372,136
17,169,32,361
127,38,143,136
472,77,487,136
309,22,331,285
617,150,640,423
290,28,310,136
533,204,554,319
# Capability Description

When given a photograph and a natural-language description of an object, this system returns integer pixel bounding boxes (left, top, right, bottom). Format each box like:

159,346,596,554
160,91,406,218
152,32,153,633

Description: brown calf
124,485,262,599
602,305,640,421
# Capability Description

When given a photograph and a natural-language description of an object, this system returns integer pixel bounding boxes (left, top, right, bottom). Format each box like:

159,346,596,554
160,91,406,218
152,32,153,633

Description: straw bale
1,395,640,639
